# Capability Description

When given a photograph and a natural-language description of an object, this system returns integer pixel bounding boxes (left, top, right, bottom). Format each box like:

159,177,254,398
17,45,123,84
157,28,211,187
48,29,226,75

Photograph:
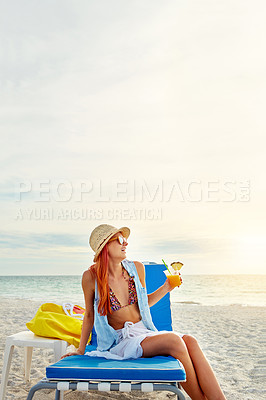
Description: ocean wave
174,301,201,305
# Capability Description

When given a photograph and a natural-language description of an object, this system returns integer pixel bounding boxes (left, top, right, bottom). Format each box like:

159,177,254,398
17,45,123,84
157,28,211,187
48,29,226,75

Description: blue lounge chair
26,263,186,399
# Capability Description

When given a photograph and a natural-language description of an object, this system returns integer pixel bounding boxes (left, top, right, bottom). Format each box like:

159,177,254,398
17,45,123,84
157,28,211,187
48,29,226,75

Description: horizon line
1,273,265,277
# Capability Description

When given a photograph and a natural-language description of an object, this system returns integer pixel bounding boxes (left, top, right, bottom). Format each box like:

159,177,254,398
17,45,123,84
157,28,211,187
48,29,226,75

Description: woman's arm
77,269,95,353
62,268,95,358
134,261,174,308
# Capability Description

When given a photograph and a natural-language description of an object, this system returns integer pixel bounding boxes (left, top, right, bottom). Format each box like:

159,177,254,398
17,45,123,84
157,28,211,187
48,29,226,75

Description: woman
63,224,226,400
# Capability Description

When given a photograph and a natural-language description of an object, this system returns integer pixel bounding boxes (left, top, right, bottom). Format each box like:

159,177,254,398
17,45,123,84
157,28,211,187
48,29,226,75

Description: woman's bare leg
141,333,205,400
182,335,226,400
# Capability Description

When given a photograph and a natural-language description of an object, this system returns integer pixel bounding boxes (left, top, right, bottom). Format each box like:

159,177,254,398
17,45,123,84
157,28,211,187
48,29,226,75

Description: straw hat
89,224,130,262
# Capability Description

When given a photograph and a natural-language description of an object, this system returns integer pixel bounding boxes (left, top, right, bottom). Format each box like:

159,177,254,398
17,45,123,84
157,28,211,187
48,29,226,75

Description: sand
0,297,265,400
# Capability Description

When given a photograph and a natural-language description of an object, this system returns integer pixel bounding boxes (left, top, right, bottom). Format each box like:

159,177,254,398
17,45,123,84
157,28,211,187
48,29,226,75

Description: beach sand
0,298,265,399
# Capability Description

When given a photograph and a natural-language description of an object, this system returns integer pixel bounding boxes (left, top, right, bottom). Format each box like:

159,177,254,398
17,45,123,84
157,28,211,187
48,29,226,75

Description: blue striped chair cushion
46,351,185,382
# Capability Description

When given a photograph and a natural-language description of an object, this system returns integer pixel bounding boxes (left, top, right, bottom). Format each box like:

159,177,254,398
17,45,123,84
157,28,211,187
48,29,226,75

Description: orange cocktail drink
163,271,182,287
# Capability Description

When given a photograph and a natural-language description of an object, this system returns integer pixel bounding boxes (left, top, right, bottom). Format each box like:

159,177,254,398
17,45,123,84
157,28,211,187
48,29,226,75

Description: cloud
136,236,235,258
0,1,265,274
0,231,85,250
148,239,204,255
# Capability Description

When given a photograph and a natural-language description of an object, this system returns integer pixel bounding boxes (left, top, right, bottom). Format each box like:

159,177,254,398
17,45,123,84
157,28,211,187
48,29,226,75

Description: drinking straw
162,259,172,275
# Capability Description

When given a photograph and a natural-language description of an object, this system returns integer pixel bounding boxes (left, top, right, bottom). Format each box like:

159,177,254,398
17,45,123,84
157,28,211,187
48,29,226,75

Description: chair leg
53,341,68,362
177,383,186,400
0,340,14,400
26,381,48,400
24,346,33,381
26,385,37,400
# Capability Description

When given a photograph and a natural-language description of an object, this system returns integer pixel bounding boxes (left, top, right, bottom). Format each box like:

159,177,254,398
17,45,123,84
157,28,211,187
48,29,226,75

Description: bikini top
109,269,138,312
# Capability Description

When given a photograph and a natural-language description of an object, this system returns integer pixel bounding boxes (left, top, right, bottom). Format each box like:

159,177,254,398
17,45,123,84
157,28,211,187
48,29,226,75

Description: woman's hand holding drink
162,259,183,288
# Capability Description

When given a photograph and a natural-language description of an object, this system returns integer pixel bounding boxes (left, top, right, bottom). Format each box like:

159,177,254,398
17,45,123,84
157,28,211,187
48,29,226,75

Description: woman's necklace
108,267,128,284
122,267,129,281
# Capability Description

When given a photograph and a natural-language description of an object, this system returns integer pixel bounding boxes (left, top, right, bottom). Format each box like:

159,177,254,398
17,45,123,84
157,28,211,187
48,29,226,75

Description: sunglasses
108,235,127,245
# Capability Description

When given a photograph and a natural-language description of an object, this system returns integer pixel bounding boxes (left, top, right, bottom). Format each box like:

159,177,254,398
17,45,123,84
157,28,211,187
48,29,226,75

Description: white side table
0,331,68,400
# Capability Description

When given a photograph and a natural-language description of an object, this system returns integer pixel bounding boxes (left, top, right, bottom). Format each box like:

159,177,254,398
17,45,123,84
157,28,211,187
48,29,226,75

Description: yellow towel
26,303,90,348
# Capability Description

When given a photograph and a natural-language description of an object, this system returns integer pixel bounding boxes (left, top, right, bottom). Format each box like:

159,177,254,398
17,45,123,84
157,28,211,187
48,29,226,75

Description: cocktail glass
163,270,182,288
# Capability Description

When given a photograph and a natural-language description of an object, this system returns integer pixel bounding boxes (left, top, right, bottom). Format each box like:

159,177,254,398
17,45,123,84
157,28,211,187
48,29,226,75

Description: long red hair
90,245,112,316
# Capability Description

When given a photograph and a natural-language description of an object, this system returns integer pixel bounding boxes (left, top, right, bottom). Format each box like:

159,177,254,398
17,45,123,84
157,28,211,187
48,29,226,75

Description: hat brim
93,226,130,262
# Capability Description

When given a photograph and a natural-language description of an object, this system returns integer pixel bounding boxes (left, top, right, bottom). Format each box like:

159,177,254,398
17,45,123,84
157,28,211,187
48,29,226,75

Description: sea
0,274,265,307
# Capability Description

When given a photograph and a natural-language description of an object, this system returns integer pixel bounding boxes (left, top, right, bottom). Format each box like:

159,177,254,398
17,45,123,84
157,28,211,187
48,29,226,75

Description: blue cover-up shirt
93,259,157,351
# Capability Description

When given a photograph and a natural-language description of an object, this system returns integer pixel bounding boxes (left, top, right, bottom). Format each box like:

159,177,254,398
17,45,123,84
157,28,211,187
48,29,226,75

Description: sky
0,0,265,275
